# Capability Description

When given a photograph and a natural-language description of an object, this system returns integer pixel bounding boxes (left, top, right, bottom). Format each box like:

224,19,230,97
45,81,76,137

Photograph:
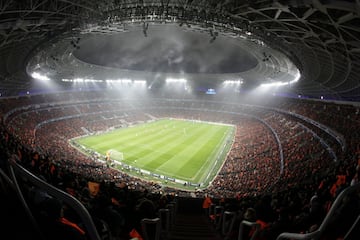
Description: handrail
8,155,101,240
7,162,45,240
0,167,15,189
344,215,360,239
276,182,360,240
1,165,44,238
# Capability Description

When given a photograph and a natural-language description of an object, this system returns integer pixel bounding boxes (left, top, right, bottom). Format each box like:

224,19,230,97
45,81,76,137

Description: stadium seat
158,208,170,239
209,203,216,223
222,211,237,240
214,205,224,230
140,217,161,240
238,220,261,240
166,203,176,228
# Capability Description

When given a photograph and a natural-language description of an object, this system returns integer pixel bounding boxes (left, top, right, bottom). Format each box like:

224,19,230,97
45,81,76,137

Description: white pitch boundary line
73,119,235,188
193,126,234,184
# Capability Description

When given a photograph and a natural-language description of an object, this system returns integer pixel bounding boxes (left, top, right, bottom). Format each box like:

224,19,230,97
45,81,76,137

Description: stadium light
61,78,102,83
223,80,243,85
166,78,187,83
119,78,132,84
106,79,132,84
260,70,300,88
31,72,50,81
260,81,287,87
133,80,146,84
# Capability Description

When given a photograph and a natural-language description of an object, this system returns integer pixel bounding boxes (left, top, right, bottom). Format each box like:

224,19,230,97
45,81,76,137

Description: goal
107,149,124,161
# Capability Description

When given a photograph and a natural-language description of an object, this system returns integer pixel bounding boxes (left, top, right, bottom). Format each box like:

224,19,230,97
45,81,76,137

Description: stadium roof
0,0,359,101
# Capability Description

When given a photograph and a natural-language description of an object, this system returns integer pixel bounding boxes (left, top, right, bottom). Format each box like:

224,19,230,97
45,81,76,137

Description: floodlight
166,78,187,83
31,72,50,81
224,80,243,84
133,80,146,84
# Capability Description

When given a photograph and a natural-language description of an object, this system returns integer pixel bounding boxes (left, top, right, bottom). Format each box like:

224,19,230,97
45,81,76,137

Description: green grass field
75,118,234,188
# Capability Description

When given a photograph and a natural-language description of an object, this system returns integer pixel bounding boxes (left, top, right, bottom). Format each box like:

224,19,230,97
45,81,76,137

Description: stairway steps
167,212,223,240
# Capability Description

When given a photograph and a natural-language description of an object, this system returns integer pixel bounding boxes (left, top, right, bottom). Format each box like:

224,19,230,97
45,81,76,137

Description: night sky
74,24,258,74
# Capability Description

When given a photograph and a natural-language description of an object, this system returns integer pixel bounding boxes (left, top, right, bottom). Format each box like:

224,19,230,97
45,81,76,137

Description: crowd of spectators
209,118,281,197
1,91,359,239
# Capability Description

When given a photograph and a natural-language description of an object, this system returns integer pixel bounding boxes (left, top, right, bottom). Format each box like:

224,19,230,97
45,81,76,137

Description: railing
276,182,360,240
7,155,101,240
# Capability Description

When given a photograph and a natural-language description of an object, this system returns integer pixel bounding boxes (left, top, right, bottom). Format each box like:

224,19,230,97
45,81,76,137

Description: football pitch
74,118,235,188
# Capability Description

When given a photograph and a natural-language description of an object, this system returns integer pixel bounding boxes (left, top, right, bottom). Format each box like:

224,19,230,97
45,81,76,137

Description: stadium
0,1,359,240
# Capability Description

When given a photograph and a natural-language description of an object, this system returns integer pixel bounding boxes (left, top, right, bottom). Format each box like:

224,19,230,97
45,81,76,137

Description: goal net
107,149,124,162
